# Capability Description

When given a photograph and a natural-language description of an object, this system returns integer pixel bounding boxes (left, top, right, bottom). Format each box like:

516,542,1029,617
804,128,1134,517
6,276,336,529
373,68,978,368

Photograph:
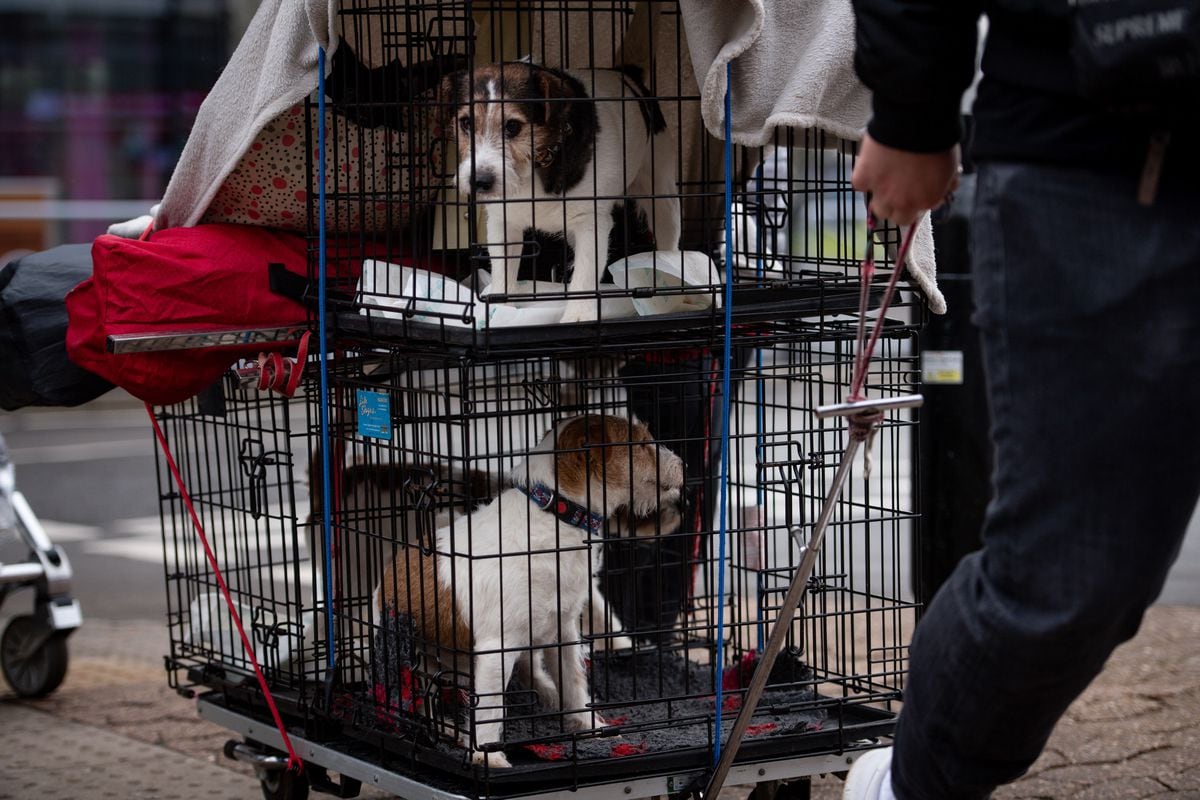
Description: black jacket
851,1,1198,171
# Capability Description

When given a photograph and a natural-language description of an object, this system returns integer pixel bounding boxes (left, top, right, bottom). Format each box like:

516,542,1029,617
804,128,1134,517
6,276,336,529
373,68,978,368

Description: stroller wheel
1,614,69,698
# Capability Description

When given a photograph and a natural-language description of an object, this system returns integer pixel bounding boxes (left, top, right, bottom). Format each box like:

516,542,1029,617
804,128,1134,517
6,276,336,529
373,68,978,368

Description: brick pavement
2,608,1197,799
807,605,1200,799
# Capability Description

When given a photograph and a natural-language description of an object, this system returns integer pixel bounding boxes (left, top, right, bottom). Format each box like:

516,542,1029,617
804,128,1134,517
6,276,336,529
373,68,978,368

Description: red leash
849,215,912,438
256,331,311,396
147,403,304,771
850,216,917,402
845,215,917,450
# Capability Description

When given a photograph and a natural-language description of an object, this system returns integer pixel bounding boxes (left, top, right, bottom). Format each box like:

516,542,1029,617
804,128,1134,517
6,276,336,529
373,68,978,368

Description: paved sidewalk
811,605,1200,799
1,609,1197,799
0,619,264,800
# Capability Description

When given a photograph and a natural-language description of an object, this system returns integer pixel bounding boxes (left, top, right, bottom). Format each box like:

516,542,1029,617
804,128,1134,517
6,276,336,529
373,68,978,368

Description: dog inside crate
305,331,917,770
314,352,830,767
317,1,937,333
118,1,943,790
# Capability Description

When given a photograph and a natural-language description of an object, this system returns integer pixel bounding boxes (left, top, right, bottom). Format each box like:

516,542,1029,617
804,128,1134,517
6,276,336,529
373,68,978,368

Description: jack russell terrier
440,62,682,323
378,414,684,767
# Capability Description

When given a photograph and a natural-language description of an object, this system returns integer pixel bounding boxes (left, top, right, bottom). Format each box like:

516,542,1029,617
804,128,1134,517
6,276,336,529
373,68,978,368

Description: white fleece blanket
154,0,338,230
678,0,946,314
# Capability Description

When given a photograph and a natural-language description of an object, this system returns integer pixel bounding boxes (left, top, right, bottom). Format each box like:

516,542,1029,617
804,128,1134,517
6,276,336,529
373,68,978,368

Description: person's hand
851,134,961,227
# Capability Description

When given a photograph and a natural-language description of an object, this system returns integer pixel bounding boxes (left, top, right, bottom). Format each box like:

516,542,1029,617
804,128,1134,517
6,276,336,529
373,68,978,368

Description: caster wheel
1,614,68,698
260,768,310,800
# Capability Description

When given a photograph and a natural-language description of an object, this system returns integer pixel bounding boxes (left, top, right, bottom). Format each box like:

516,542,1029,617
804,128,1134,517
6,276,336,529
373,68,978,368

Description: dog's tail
623,133,679,252
646,134,681,251
615,65,678,250
615,64,667,135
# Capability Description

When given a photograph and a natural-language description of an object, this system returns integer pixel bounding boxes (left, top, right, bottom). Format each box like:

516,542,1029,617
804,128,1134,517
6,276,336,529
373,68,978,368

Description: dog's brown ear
600,415,638,473
437,71,465,134
555,415,639,497
553,416,593,496
536,67,572,130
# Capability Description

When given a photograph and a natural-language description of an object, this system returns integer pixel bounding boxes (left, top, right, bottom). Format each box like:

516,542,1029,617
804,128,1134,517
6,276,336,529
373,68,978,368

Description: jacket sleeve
851,0,983,152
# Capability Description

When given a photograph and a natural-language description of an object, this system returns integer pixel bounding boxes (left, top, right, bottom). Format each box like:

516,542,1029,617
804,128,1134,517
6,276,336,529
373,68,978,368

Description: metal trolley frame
141,1,931,797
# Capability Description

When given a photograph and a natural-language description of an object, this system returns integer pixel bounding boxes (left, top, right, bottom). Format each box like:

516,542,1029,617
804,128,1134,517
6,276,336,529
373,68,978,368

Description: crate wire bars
154,3,927,798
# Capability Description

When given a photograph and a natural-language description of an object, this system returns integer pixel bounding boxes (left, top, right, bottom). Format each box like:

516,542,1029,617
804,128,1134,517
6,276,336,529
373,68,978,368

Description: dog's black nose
471,172,496,193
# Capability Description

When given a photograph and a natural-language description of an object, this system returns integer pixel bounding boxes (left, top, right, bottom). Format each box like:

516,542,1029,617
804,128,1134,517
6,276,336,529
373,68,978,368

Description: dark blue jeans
892,160,1200,799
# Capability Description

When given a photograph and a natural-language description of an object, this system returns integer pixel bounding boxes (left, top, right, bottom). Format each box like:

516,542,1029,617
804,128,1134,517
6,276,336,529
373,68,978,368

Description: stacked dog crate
157,2,924,798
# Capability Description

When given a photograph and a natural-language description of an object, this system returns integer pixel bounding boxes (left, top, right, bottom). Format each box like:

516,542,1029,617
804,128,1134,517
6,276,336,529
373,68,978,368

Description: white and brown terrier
440,62,682,323
378,414,684,767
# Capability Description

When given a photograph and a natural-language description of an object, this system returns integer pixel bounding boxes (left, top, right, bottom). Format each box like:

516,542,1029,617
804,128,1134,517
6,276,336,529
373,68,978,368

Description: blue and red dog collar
519,483,606,534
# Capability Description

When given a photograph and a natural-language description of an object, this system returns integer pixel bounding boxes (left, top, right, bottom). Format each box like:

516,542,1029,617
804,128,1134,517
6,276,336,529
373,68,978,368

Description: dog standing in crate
441,62,681,323
379,414,684,767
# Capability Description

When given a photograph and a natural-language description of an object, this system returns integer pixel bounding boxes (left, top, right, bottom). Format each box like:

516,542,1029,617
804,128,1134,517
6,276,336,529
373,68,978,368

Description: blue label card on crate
356,389,392,440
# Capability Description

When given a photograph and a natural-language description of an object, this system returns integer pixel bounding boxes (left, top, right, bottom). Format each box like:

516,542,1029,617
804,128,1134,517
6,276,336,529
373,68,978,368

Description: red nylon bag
66,224,352,405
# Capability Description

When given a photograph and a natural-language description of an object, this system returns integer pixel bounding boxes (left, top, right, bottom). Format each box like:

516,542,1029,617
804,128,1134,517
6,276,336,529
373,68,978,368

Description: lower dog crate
158,314,920,798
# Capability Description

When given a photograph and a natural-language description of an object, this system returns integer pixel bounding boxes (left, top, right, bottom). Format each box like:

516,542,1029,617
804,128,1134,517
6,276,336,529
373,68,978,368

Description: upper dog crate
296,0,929,351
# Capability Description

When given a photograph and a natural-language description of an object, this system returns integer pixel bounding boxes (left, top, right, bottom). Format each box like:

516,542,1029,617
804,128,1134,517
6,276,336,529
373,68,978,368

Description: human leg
890,162,1200,799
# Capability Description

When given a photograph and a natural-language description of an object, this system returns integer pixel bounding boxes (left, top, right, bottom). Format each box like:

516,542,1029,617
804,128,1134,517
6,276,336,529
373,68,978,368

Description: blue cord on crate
317,46,337,677
712,61,734,768
754,160,767,654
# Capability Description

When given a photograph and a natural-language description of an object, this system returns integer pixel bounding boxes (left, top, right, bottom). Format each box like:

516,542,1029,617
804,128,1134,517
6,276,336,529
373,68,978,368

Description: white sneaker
843,746,896,800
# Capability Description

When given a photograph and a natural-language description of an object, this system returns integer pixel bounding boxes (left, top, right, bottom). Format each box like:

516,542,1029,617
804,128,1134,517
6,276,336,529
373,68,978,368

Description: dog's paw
626,504,681,537
558,302,596,324
591,632,633,652
655,503,683,535
564,711,604,732
471,750,512,769
599,634,634,652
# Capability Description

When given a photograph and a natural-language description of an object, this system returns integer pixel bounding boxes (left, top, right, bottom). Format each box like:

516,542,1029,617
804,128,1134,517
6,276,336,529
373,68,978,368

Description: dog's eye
504,119,524,139
459,116,472,133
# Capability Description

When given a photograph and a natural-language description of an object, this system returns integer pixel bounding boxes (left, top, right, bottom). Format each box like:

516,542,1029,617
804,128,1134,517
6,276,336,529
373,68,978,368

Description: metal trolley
148,2,928,798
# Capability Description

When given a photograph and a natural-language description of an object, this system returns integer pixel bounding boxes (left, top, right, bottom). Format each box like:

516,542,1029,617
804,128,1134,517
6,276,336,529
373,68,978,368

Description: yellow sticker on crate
922,350,964,385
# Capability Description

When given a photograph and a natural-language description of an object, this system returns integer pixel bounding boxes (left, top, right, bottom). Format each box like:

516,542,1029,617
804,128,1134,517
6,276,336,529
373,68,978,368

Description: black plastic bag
0,245,114,410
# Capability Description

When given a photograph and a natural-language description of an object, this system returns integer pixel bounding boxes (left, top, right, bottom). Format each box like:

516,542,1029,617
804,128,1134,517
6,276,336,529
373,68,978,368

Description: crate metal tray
198,692,891,800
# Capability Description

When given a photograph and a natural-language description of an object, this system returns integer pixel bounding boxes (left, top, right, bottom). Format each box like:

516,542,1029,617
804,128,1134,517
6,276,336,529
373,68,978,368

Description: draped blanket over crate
155,0,338,231
678,0,945,313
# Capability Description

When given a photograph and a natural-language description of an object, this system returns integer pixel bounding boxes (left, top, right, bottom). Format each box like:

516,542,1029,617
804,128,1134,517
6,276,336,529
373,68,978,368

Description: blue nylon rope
317,46,336,676
754,161,767,653
712,61,735,768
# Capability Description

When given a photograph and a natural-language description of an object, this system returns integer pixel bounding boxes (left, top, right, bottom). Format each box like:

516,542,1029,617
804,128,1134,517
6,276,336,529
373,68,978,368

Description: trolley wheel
260,768,310,800
1,614,68,698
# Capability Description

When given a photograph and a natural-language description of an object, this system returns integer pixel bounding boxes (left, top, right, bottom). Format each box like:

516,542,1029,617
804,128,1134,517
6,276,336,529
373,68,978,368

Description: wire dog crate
308,0,881,353
312,330,921,778
155,1,931,798
159,331,920,798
